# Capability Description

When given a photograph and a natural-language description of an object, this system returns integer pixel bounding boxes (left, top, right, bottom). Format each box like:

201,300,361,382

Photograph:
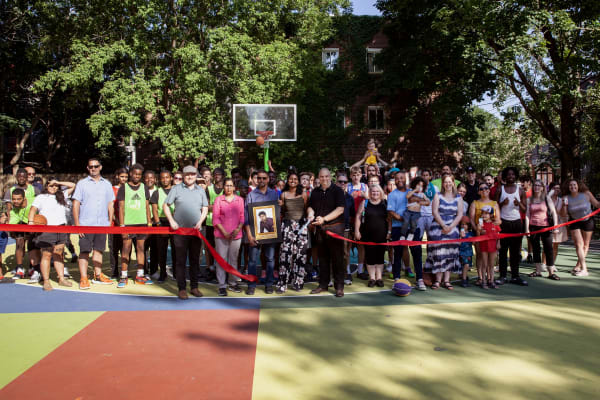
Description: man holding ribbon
163,165,208,300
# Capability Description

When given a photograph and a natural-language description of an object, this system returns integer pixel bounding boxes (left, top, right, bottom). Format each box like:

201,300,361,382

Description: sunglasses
27,173,35,176
174,176,183,180
88,164,101,169
337,180,348,184
479,186,489,191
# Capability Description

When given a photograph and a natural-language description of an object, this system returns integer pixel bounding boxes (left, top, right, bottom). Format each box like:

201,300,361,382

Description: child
478,205,501,289
459,216,473,287
0,209,9,281
400,177,429,241
351,139,389,172
8,189,31,279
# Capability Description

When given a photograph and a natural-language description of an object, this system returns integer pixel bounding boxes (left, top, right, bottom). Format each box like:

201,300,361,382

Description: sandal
574,270,589,277
481,280,488,289
475,279,482,287
548,273,560,281
441,281,453,290
488,280,497,289
431,281,440,290
528,271,543,277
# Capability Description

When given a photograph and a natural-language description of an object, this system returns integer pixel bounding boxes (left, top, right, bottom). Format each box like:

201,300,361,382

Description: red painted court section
0,309,260,400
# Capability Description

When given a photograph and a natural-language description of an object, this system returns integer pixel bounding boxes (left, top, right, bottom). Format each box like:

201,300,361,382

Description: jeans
247,243,275,288
391,226,423,280
400,210,421,237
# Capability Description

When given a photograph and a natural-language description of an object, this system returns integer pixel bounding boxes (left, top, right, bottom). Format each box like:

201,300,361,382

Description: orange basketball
33,214,47,225
256,136,265,146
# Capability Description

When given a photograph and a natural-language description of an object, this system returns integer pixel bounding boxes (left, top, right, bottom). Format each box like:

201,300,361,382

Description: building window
322,48,339,70
366,48,382,73
368,106,385,131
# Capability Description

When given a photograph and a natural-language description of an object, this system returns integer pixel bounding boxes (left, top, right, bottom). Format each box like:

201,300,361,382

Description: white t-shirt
32,194,68,225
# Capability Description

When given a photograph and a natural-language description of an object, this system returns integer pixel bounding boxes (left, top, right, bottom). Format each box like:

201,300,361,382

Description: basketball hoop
256,130,274,148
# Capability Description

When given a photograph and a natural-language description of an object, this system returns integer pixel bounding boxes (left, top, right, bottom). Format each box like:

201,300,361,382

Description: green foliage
462,108,542,175
31,0,350,170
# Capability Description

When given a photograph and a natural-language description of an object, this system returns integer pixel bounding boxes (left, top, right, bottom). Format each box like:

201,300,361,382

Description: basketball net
256,130,274,149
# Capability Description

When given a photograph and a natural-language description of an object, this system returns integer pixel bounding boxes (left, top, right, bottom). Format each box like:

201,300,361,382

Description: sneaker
509,277,529,286
416,279,427,291
28,270,41,284
344,274,353,285
406,233,414,241
348,264,359,275
92,273,114,285
218,288,227,296
399,236,406,241
495,277,507,286
328,280,334,287
150,271,160,281
14,267,25,279
276,287,286,294
135,275,154,285
405,268,415,278
265,286,274,294
228,284,242,293
117,278,128,288
79,277,91,290
357,272,370,280
246,287,255,295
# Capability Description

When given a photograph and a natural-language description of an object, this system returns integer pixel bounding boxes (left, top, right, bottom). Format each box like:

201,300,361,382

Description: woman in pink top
213,177,245,296
525,180,559,280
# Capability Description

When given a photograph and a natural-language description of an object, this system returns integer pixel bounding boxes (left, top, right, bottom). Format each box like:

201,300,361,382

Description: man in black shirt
307,168,346,297
464,166,480,207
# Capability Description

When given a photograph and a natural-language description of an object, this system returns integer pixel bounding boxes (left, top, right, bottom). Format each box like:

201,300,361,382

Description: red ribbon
325,208,600,246
0,224,257,282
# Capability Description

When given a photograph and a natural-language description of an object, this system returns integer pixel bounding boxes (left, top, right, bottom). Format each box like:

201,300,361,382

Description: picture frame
248,201,282,244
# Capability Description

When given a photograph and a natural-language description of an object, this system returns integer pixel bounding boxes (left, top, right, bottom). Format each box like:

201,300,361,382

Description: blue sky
352,0,381,15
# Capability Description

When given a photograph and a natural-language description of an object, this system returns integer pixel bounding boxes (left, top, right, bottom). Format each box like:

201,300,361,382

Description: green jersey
124,183,148,225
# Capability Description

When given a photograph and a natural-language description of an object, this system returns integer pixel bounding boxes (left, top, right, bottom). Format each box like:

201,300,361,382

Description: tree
377,0,600,181
32,0,350,170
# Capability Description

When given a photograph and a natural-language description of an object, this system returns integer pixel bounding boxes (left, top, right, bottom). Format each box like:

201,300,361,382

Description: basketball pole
264,145,269,171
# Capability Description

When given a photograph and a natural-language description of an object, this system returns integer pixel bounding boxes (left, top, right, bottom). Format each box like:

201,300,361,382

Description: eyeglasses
534,183,543,187
88,165,101,169
174,176,183,180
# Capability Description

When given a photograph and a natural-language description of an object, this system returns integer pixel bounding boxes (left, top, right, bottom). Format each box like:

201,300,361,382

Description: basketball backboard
233,104,296,142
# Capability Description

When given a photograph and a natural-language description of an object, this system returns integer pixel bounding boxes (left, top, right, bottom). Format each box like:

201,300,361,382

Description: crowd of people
1,151,598,299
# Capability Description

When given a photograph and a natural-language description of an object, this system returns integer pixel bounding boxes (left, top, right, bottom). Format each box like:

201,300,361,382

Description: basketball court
1,240,599,400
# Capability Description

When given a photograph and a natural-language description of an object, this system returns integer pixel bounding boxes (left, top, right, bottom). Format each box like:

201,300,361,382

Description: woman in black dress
354,184,391,287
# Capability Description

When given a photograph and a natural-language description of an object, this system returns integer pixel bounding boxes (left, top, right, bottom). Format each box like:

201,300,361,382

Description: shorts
568,218,595,232
460,255,472,267
0,231,8,253
122,224,148,241
79,233,107,253
34,232,68,249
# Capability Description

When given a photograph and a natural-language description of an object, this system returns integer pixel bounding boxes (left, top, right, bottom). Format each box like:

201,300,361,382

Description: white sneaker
416,279,427,291
399,236,406,241
28,270,41,284
14,267,25,279
406,233,414,241
150,271,160,281
541,264,548,272
328,280,334,287
63,267,71,278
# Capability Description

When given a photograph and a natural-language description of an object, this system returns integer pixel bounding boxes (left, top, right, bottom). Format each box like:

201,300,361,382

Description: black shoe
218,288,227,296
510,277,528,286
291,283,303,292
461,279,469,288
228,284,242,293
265,286,274,294
344,274,353,285
367,279,376,287
246,287,255,295
375,279,384,287
495,277,508,285
526,254,533,264
276,287,285,294
358,272,370,280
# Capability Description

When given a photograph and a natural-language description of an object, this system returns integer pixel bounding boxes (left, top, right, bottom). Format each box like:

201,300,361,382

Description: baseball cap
466,166,476,173
238,179,249,188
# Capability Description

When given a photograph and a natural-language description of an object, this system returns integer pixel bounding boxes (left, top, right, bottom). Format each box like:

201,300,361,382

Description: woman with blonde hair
425,174,463,289
355,184,390,287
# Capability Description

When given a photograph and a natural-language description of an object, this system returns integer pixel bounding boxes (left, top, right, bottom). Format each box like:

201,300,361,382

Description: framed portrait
248,201,282,244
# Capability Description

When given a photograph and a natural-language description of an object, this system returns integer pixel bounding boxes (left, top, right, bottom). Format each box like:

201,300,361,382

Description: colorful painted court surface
1,242,599,399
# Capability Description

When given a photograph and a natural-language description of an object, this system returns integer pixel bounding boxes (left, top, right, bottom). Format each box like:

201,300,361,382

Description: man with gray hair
163,165,209,300
307,168,346,297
